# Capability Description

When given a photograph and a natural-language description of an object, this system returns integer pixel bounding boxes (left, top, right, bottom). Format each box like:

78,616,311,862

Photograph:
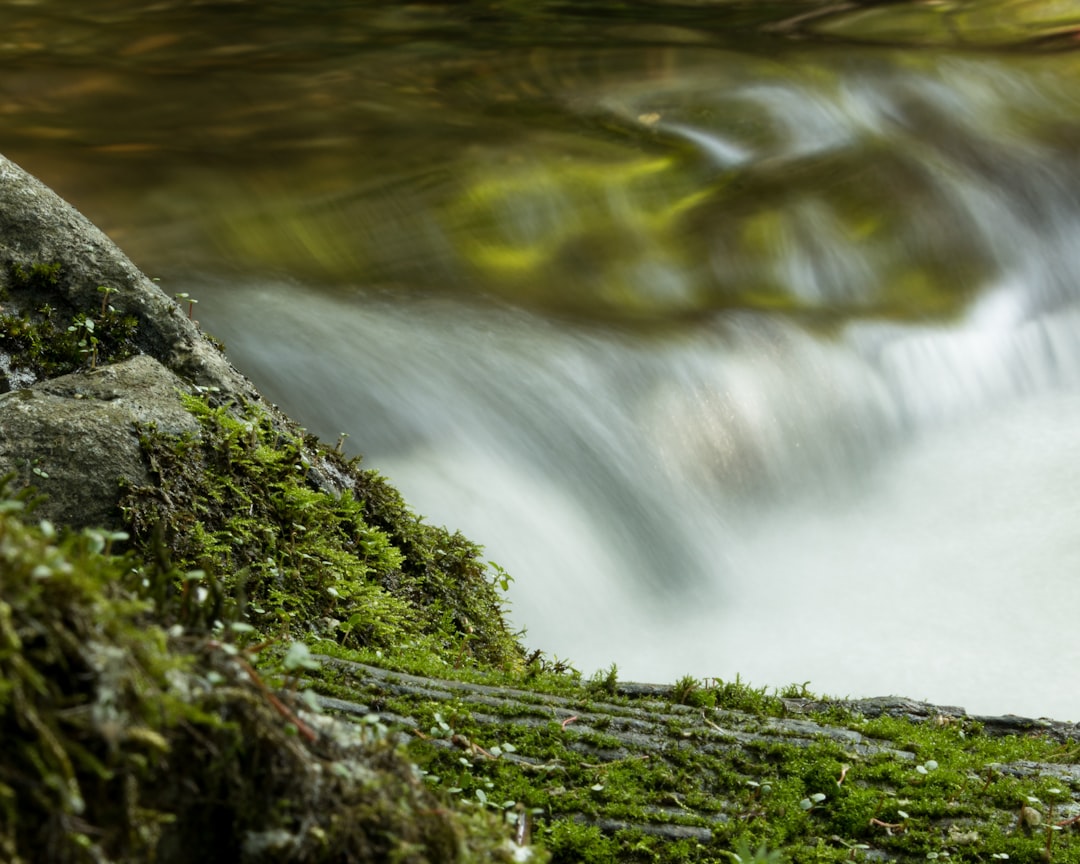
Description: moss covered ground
0,483,538,864
119,389,523,671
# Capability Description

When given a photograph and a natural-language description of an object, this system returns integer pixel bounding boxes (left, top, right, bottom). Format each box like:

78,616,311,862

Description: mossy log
306,657,1080,862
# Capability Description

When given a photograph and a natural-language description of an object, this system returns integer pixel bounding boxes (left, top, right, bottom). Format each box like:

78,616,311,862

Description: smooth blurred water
194,277,1080,719
5,1,1080,717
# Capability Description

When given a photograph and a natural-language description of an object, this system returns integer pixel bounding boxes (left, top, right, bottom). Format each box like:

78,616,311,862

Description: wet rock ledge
2,152,1080,864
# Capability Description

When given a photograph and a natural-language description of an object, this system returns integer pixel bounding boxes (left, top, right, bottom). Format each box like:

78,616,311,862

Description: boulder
0,355,199,529
0,151,263,527
0,153,256,397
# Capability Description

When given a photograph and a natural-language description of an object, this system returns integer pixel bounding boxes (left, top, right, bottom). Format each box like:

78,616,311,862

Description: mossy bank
0,490,527,863
2,153,1080,863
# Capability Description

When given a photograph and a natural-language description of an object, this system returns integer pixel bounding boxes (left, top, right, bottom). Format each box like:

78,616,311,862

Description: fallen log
311,656,1080,862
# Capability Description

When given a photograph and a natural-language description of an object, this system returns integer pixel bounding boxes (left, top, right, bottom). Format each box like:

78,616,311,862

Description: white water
198,277,1080,721
155,29,1080,723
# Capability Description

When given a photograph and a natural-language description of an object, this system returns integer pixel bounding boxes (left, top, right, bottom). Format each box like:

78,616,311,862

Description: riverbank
3,154,1080,863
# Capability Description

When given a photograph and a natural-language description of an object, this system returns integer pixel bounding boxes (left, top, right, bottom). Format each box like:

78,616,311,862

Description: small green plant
174,291,198,319
523,649,578,680
672,674,700,704
779,680,814,699
703,675,785,716
97,284,115,315
587,662,619,697
726,838,785,863
672,674,716,707
67,313,98,368
1,263,138,377
489,560,514,593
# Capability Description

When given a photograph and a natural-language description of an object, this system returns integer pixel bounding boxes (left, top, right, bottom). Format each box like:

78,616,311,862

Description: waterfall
198,271,1080,719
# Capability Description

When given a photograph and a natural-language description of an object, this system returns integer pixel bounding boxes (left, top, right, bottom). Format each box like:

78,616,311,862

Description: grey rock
0,153,369,523
0,355,200,529
0,152,281,527
0,153,257,399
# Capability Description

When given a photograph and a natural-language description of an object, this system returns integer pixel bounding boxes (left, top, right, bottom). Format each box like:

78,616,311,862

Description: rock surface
0,154,253,396
0,355,198,529
0,151,281,528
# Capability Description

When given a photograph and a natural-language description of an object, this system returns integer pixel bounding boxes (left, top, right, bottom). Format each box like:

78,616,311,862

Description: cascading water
5,1,1080,719
185,46,1080,720
195,275,1080,720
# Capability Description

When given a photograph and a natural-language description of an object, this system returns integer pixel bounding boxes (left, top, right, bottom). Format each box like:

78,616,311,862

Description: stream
3,1,1080,718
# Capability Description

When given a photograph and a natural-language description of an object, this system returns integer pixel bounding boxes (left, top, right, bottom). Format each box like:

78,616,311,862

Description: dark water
5,1,1080,717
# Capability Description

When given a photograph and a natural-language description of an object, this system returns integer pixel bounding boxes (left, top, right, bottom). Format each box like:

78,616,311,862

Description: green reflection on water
1,1,1079,326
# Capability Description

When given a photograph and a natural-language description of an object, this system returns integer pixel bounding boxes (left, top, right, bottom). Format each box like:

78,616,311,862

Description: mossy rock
0,154,250,395
0,497,532,864
0,356,200,529
0,150,523,669
118,387,523,669
0,151,528,861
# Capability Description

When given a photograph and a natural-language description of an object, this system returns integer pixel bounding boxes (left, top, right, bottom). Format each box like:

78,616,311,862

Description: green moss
119,391,523,670
671,676,716,709
0,491,185,861
586,664,620,699
5,261,62,296
0,491,539,864
708,677,787,717
0,262,139,381
5,265,1079,863
308,645,1080,864
543,821,616,864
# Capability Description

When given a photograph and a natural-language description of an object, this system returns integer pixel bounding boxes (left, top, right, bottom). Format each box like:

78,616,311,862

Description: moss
0,491,184,862
6,266,1080,863
9,383,1080,864
708,677,787,717
0,491,538,864
0,261,139,382
5,260,61,296
585,664,620,698
543,821,616,864
119,391,523,671
307,644,1080,864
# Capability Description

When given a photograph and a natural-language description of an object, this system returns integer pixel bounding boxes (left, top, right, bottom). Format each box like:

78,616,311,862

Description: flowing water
4,1,1080,718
